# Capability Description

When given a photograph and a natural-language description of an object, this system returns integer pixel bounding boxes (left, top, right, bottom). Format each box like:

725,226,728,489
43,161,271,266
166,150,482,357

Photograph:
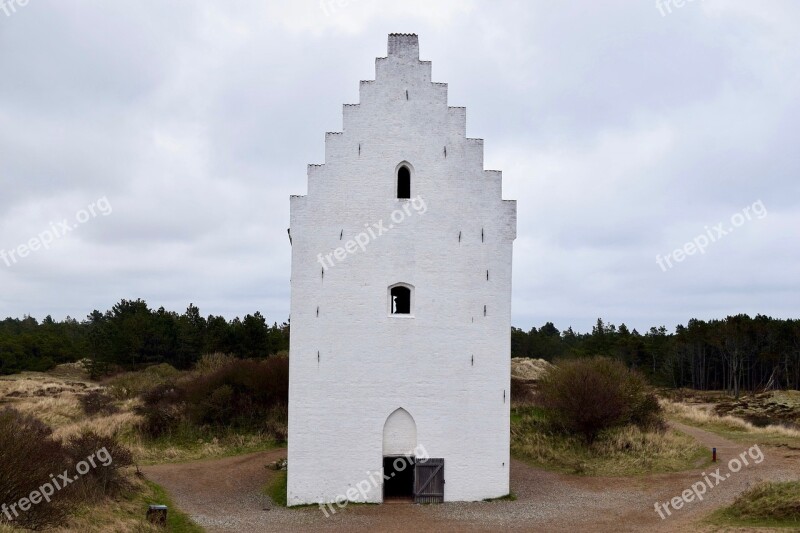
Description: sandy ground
143,422,800,532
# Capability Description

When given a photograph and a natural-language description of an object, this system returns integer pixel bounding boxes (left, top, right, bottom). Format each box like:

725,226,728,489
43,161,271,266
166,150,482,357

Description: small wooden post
147,504,168,527
712,447,717,462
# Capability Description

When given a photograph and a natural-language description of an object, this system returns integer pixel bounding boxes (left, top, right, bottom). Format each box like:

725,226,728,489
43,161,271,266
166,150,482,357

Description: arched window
388,283,413,315
397,165,411,199
383,407,417,456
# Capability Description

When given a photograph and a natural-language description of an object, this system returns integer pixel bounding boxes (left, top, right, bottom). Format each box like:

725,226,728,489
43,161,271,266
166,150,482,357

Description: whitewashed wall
287,33,517,505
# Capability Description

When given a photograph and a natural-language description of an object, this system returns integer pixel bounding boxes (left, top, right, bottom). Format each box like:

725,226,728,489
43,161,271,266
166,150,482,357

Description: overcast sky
0,0,797,333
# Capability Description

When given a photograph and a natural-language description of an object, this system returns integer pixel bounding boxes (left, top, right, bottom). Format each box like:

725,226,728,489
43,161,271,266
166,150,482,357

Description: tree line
0,299,289,376
1,301,798,394
513,315,800,395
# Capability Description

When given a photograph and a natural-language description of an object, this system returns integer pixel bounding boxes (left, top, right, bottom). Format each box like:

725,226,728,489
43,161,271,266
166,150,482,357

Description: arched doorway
382,408,417,501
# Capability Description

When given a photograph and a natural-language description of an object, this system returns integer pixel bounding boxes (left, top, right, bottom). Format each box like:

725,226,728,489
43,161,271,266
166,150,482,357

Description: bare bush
79,390,119,416
539,357,664,443
135,356,289,440
136,383,185,438
64,431,134,500
0,408,72,530
264,405,288,443
511,376,536,405
182,356,289,428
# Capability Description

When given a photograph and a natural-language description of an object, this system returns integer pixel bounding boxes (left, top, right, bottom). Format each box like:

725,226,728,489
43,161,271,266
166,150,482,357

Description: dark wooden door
413,458,444,503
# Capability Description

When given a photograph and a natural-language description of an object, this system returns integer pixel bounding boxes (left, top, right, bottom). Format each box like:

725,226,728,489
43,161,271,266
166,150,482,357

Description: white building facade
287,34,517,505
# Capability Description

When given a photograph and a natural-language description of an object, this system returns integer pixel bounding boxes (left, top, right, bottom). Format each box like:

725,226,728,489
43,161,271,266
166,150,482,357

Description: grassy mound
713,481,800,528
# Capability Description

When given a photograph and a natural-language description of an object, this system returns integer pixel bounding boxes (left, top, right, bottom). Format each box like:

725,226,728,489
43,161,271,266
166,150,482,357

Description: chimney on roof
387,33,419,60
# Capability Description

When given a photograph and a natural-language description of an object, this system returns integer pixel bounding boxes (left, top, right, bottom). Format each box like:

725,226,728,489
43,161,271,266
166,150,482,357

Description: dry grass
0,372,137,438
14,394,85,426
511,406,707,476
662,399,800,446
53,409,143,441
126,430,277,464
511,358,554,381
52,475,202,533
0,374,95,428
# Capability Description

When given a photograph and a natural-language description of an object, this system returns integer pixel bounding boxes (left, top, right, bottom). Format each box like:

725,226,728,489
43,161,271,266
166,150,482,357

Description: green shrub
539,357,663,443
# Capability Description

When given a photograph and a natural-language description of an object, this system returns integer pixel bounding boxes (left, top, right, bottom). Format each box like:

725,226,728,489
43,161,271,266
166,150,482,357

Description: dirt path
143,424,800,532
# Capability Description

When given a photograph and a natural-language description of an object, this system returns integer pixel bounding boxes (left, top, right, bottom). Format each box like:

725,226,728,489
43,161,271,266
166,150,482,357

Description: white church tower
287,34,517,505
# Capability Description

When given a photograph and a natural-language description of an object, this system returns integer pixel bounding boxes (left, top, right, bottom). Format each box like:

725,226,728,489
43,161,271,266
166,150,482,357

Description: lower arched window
389,283,413,315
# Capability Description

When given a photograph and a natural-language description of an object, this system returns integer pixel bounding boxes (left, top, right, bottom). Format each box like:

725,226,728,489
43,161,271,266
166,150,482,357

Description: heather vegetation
0,408,133,530
0,351,289,531
135,355,289,442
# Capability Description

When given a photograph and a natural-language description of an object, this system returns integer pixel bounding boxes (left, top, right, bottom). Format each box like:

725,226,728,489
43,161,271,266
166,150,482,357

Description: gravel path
142,424,800,532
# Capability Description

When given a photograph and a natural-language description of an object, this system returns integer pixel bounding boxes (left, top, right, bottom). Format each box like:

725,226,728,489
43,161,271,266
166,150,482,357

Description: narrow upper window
389,284,413,315
397,165,411,199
